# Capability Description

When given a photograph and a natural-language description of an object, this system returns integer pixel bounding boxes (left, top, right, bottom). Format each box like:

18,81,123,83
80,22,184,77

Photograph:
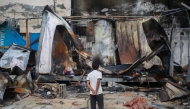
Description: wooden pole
26,19,30,48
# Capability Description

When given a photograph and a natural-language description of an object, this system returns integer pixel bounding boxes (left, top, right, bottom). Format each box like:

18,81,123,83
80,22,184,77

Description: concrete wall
165,28,190,67
72,0,168,16
0,0,71,33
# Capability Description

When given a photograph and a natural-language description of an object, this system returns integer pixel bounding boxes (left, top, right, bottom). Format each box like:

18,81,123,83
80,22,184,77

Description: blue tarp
0,22,39,50
0,22,26,46
30,33,39,50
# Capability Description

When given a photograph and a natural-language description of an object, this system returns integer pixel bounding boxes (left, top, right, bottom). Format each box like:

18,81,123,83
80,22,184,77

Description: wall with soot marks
72,0,190,28
72,0,168,16
0,0,71,33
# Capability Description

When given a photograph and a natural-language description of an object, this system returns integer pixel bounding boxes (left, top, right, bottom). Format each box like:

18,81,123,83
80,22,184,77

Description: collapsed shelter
0,0,190,108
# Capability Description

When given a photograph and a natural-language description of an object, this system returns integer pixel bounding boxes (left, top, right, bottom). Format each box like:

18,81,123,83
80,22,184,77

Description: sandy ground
1,89,185,109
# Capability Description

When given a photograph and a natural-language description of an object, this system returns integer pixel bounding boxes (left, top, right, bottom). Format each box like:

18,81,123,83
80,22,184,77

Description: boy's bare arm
86,81,96,95
95,79,101,94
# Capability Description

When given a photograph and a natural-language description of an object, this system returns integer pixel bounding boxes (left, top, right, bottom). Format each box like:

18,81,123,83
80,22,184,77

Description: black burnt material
142,18,171,74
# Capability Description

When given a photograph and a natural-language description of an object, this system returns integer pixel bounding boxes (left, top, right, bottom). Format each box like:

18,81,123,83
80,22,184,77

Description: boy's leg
90,95,96,109
96,94,104,109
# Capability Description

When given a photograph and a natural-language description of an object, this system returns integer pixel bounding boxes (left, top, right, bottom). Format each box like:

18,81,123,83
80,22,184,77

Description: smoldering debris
32,83,58,99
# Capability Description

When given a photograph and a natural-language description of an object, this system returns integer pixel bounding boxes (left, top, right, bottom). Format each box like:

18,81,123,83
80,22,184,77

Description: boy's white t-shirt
86,70,103,95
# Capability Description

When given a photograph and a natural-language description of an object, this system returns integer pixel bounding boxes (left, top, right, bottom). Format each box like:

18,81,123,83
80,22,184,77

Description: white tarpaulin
92,20,116,66
36,9,74,74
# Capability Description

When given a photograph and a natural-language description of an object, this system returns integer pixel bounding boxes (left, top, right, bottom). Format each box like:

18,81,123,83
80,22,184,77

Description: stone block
58,84,67,99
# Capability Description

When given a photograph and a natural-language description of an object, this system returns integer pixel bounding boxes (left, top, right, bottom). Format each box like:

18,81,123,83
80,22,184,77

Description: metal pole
26,19,30,48
181,2,190,82
169,51,174,77
53,0,57,13
169,18,174,77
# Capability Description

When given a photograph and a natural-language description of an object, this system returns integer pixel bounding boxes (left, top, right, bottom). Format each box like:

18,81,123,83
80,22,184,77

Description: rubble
154,74,190,102
123,96,158,109
36,5,79,75
142,18,171,74
0,72,9,105
0,45,31,71
13,71,34,94
118,18,171,75
32,83,58,99
0,2,190,109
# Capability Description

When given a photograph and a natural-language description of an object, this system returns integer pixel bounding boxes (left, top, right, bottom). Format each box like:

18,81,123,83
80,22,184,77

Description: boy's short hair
92,60,100,70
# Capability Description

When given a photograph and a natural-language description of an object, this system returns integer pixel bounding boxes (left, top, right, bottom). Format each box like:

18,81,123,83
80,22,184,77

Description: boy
86,60,104,109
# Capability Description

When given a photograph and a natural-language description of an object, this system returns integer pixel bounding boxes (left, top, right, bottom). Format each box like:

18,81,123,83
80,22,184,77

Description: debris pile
123,96,158,109
0,5,92,106
33,83,58,99
0,4,190,109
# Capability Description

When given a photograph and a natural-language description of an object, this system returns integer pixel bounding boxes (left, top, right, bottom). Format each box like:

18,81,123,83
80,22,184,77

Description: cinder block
58,84,67,98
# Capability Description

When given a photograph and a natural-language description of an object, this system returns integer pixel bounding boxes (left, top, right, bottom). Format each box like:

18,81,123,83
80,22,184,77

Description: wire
158,8,187,23
160,8,187,17
159,8,185,16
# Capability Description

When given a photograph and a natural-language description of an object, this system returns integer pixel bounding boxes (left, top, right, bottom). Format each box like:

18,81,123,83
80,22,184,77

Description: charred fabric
0,5,190,105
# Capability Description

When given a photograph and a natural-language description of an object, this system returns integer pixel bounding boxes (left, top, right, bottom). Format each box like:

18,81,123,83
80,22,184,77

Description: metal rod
169,18,174,77
182,2,190,10
1,15,155,22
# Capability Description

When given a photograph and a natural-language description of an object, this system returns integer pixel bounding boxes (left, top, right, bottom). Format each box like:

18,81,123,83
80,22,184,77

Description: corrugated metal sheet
116,18,162,67
117,18,189,69
115,21,139,64
137,18,162,68
116,22,133,64
131,21,139,52
0,44,31,71
73,18,189,69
